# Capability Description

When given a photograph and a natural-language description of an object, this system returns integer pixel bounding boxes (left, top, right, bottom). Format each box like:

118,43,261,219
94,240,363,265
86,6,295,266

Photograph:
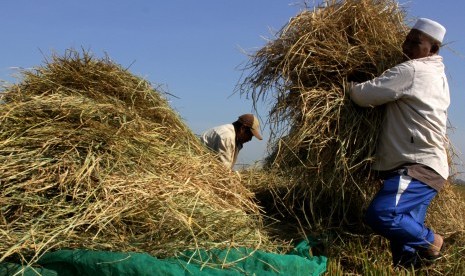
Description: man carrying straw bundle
349,18,449,268
200,114,263,170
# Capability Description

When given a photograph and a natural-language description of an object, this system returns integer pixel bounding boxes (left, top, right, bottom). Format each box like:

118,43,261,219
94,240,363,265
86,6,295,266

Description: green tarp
1,240,327,275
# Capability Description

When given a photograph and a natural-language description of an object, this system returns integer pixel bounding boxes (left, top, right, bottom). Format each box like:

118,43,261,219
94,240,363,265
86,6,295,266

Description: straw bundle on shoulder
242,0,406,170
0,49,279,264
239,0,407,228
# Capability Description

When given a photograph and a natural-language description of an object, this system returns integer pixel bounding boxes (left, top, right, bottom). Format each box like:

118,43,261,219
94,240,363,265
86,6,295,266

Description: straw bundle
239,0,465,232
238,0,407,228
0,50,277,264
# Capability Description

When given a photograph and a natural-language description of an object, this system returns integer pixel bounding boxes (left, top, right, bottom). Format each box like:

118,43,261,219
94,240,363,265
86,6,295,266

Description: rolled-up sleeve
350,62,414,107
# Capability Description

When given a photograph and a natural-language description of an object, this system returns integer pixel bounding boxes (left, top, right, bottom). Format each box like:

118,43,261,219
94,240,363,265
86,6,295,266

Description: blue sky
1,1,464,177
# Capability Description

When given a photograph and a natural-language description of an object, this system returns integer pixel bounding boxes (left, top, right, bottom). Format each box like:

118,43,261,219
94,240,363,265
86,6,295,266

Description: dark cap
237,114,263,140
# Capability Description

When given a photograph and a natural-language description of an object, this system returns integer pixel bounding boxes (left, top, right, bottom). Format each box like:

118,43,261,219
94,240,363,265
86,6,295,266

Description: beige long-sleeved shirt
200,124,242,169
350,55,450,179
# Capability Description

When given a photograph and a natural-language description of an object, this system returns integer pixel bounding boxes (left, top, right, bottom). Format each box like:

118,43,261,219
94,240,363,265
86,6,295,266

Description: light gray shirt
350,55,450,179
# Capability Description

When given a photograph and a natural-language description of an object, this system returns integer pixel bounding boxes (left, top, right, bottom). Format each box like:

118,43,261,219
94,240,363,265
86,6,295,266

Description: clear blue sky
1,1,464,177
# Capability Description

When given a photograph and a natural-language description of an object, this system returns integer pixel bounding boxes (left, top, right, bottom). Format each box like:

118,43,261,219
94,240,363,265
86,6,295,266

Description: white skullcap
412,18,446,43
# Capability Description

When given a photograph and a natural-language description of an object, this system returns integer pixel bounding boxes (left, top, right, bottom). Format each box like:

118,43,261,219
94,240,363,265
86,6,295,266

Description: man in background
200,113,262,170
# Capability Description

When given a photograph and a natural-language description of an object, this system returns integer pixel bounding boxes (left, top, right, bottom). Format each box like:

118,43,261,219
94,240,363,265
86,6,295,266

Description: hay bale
238,0,465,233
0,49,278,264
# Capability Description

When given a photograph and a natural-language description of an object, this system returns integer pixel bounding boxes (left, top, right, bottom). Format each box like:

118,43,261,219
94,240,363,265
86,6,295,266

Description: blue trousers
365,173,437,265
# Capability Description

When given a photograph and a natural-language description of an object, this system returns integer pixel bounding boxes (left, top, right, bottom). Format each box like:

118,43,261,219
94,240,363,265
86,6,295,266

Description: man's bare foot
424,233,443,259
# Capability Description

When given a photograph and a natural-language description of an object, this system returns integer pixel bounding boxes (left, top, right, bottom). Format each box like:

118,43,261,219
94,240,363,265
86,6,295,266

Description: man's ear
430,44,440,54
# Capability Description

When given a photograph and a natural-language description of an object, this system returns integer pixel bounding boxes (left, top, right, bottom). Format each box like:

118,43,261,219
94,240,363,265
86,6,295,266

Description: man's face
237,126,254,144
402,29,435,60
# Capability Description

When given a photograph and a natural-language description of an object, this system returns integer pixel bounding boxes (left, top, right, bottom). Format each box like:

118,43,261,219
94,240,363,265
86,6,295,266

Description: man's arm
216,137,235,169
350,62,414,107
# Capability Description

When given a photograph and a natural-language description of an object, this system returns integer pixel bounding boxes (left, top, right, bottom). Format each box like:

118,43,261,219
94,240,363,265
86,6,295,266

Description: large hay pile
238,0,465,234
0,50,278,264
